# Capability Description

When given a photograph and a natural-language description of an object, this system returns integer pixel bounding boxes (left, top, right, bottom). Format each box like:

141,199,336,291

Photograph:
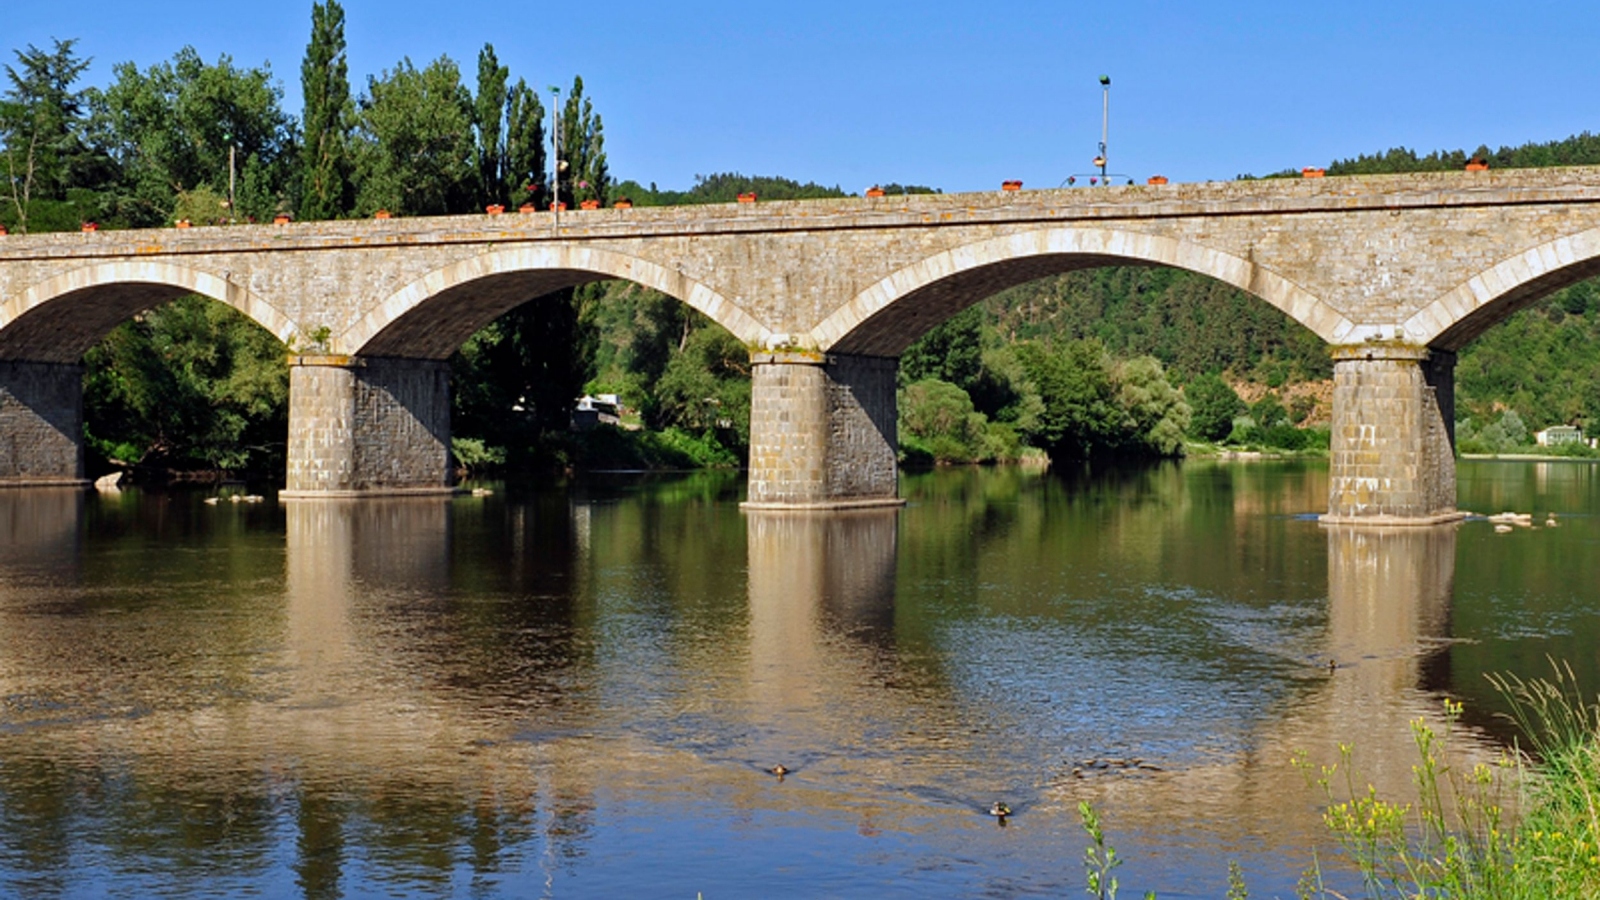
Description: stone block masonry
745,352,902,509
7,167,1600,515
283,356,454,497
0,360,85,485
1323,346,1461,524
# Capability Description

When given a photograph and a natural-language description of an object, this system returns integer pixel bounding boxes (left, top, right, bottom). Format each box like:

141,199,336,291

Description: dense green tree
468,45,544,210
1014,340,1124,459
351,56,473,215
90,47,293,225
898,378,1019,464
472,44,508,207
83,296,288,471
502,78,546,207
1251,393,1288,429
1116,356,1191,456
0,38,108,232
648,319,749,442
901,306,985,392
1185,372,1244,441
298,0,351,220
554,76,607,207
609,173,847,206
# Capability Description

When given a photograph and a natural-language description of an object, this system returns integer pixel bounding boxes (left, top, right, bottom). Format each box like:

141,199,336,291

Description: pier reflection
1089,523,1482,862
0,487,82,586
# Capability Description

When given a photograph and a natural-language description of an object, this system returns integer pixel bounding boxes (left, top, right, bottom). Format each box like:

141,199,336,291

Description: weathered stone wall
5,166,1600,363
746,352,899,508
824,355,898,500
352,358,452,490
286,360,357,492
285,356,452,495
1325,347,1459,523
0,360,83,483
7,168,1600,513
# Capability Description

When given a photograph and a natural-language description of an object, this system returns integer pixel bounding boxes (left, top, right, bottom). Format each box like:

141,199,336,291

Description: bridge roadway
5,166,1600,521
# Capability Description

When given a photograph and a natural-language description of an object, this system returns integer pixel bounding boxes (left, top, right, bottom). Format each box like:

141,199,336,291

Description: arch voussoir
1405,226,1600,349
343,244,763,358
810,226,1350,355
4,260,295,362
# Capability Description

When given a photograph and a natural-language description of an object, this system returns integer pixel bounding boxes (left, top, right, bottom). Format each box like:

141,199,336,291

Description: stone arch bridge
4,166,1600,521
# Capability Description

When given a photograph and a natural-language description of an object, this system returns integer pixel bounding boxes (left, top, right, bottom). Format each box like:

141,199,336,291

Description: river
0,458,1595,898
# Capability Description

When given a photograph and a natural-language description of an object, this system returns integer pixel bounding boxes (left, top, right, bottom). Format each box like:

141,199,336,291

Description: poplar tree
472,44,507,207
557,75,608,207
298,0,351,220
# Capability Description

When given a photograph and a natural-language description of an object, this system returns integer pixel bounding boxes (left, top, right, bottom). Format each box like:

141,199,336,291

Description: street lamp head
1099,75,1110,87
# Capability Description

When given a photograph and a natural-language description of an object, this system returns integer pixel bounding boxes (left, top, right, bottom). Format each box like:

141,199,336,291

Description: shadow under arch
343,245,766,358
3,260,296,363
1405,225,1600,351
810,227,1354,355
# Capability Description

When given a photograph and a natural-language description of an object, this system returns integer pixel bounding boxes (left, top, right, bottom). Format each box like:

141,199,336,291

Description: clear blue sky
8,0,1599,193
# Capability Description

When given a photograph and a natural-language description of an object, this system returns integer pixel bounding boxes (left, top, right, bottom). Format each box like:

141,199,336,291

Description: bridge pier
0,360,88,487
1322,345,1462,525
282,355,456,498
743,351,903,510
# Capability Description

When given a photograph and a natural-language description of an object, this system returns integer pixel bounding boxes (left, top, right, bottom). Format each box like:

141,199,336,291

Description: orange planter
613,200,633,209
579,199,600,210
1301,168,1325,178
273,213,292,225
866,186,885,198
374,209,392,219
1465,159,1489,171
81,222,99,232
175,219,192,228
1001,180,1022,191
552,201,567,211
0,224,8,236
485,204,505,215
519,203,537,214
737,192,757,203
1146,175,1169,185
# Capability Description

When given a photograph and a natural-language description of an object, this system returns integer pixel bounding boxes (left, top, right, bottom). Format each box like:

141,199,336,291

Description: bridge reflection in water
0,481,1518,898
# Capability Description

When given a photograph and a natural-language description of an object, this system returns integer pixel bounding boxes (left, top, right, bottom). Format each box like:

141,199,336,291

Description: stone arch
1405,227,1600,351
344,244,764,358
2,260,296,363
809,227,1354,356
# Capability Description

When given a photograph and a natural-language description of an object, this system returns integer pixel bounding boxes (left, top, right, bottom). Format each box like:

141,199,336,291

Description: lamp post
1096,75,1110,183
223,131,236,222
549,85,561,232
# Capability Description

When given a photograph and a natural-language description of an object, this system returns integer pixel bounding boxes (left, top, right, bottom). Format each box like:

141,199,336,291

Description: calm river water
0,459,1597,898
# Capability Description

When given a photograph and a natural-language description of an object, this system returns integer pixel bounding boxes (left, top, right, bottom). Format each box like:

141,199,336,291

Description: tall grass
1295,660,1600,899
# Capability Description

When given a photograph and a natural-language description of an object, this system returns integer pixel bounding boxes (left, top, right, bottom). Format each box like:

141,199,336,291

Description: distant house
1535,425,1584,447
571,394,622,431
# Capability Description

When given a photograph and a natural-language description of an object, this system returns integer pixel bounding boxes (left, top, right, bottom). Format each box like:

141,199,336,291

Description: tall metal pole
550,86,561,233
1098,75,1110,182
224,132,236,223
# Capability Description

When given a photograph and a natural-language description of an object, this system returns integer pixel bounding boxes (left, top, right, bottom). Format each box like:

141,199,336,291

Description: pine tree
298,0,351,220
1,39,93,232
